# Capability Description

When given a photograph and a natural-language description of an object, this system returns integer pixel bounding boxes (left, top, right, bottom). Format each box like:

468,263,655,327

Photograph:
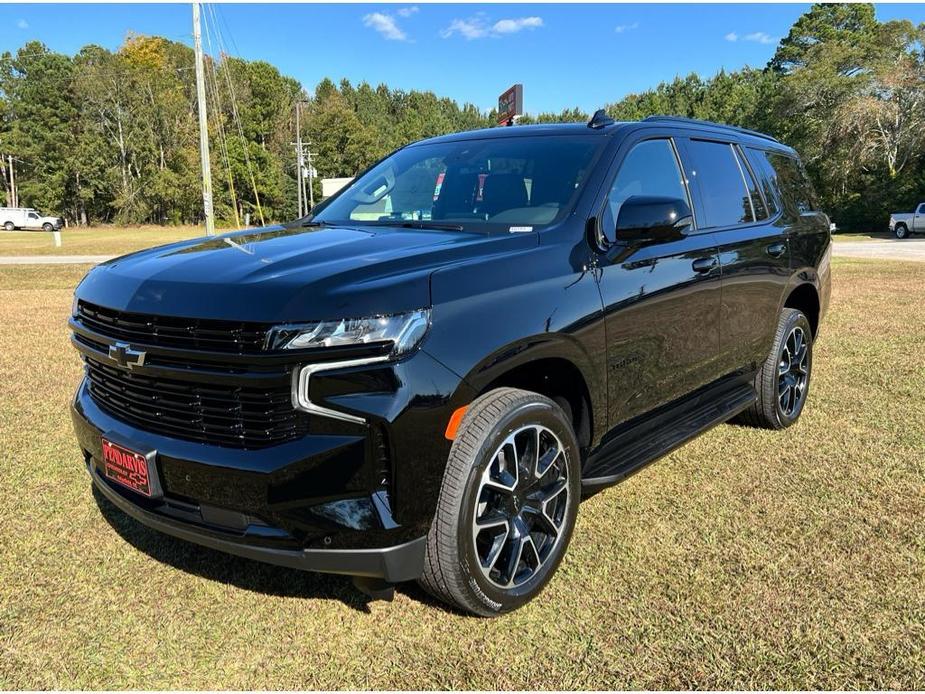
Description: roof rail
642,115,780,143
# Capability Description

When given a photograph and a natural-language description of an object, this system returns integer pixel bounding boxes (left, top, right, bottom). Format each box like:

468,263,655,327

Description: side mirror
615,196,693,243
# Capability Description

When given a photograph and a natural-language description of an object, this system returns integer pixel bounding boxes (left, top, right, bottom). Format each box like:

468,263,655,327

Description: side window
745,148,780,217
686,139,753,228
602,139,689,235
917,203,925,214
758,151,817,219
28,212,38,220
735,146,768,221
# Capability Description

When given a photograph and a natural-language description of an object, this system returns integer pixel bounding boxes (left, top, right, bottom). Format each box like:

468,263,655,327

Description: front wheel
419,388,580,616
737,308,813,429
895,223,909,240
42,222,54,232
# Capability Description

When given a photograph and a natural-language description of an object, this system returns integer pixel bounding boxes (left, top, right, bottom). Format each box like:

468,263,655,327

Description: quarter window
602,139,689,236
686,140,753,228
750,149,816,220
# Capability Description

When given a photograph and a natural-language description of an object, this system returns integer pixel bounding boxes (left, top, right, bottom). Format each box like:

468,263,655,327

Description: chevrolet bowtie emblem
108,342,147,369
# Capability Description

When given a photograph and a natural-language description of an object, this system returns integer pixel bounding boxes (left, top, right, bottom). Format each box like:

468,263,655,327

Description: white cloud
16,19,28,29
743,31,776,45
441,15,543,40
614,22,639,34
492,16,543,34
362,12,408,41
440,17,489,39
726,30,777,45
396,6,418,18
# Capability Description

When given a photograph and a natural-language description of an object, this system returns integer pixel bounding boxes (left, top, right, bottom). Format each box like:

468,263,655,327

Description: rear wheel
3,221,14,231
895,223,909,239
419,387,580,616
737,308,813,430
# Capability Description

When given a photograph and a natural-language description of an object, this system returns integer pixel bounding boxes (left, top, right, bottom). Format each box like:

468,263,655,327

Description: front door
915,203,925,232
595,136,722,428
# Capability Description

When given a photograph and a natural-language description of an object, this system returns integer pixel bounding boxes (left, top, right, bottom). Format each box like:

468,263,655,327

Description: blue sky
1,3,923,113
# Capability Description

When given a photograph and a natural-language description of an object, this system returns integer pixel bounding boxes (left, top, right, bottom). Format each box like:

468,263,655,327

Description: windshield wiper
375,221,466,232
300,219,331,228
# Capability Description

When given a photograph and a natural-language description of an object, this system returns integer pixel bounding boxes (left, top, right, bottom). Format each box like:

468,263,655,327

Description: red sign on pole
497,84,523,126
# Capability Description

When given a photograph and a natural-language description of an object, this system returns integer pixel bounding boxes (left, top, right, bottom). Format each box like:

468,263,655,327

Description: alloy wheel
778,326,809,418
471,424,570,589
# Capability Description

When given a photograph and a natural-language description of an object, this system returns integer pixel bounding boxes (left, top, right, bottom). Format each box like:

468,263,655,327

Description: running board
581,380,756,495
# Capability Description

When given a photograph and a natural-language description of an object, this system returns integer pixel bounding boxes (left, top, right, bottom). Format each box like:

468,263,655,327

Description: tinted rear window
744,148,781,217
686,140,753,228
736,146,768,221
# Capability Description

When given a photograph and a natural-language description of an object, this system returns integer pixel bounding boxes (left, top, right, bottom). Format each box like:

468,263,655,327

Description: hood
76,223,530,322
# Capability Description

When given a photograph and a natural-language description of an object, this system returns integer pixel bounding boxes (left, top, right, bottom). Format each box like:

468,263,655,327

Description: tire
895,223,909,240
42,223,53,232
737,308,813,430
3,221,14,231
419,387,580,616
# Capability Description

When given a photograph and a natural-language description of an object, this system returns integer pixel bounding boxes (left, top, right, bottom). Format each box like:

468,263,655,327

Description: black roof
411,115,793,153
412,122,624,146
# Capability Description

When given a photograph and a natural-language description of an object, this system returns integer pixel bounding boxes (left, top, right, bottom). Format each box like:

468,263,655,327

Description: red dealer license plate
101,438,152,497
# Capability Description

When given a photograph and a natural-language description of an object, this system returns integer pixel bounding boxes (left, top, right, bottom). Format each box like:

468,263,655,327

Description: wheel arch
455,335,601,454
783,281,820,338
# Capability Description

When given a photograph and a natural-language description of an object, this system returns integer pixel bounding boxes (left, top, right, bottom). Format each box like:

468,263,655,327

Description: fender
425,237,608,449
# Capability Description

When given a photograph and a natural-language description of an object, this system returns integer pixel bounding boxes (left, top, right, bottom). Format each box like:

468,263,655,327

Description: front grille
84,357,307,449
77,301,272,354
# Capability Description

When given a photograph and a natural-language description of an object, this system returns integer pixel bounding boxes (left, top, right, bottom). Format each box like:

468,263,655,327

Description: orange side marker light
444,405,469,440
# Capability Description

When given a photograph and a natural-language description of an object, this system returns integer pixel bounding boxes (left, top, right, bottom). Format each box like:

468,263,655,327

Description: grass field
0,225,213,256
1,258,923,689
831,231,891,242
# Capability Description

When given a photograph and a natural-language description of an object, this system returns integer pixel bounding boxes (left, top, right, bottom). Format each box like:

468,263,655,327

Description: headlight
71,295,79,318
268,308,431,357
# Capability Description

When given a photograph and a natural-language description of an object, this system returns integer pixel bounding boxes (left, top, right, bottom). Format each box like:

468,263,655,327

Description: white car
1,207,64,231
889,203,925,239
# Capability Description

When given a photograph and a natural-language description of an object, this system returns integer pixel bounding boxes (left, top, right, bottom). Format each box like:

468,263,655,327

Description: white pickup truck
889,203,925,239
0,207,64,231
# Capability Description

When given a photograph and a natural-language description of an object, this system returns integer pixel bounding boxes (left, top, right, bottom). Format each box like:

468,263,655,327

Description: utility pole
305,148,316,209
8,155,16,208
192,2,215,236
295,101,304,217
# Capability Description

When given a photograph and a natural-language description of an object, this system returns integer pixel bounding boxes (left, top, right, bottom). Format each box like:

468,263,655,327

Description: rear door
680,138,791,376
594,134,722,427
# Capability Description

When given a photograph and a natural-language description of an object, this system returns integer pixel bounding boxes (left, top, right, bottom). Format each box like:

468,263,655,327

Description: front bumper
71,339,469,579
87,456,426,581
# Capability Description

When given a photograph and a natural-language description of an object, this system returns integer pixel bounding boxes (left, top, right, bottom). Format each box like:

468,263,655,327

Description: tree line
0,3,922,232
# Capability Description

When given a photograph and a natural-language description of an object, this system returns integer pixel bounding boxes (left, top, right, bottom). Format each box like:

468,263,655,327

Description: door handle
766,242,787,258
692,257,717,274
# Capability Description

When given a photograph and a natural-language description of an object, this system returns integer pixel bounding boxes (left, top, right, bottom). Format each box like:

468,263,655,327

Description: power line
192,2,215,236
204,2,264,226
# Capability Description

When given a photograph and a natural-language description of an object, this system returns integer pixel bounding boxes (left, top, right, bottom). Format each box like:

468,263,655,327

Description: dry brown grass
0,258,923,689
0,225,214,257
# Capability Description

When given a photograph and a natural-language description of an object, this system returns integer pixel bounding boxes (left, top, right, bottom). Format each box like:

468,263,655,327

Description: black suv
70,114,831,615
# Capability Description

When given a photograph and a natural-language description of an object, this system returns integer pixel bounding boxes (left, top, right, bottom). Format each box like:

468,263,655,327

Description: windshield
311,135,604,233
